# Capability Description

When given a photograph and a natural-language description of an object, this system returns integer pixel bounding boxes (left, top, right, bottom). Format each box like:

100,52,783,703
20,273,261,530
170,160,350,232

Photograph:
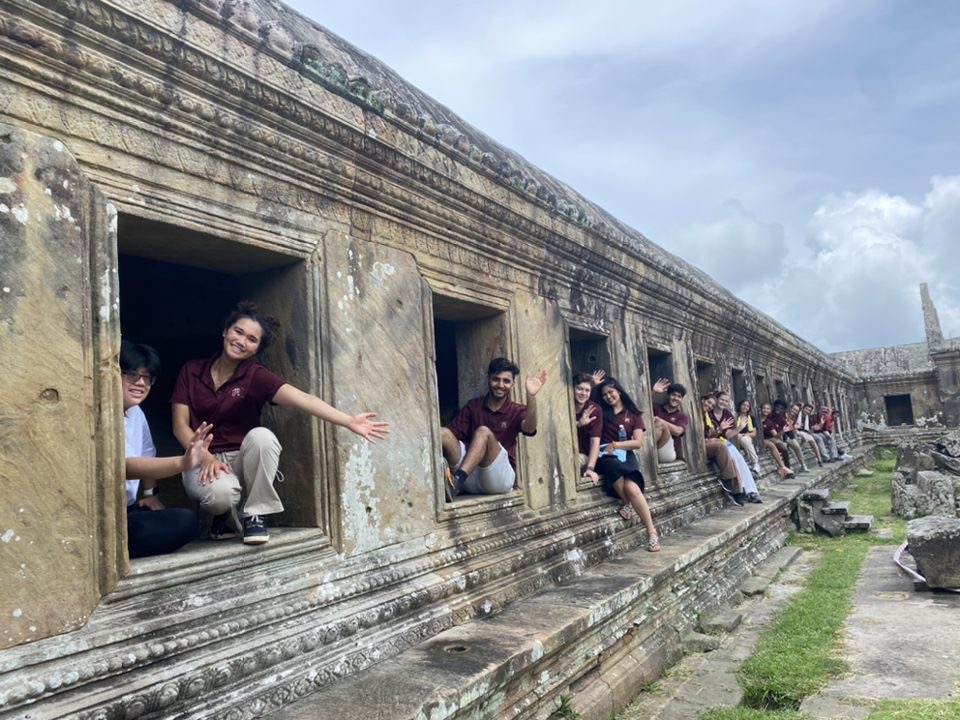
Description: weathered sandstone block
908,516,960,589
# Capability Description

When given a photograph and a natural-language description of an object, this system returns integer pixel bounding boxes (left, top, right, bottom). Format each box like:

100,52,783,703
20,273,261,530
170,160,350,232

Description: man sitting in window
441,357,547,498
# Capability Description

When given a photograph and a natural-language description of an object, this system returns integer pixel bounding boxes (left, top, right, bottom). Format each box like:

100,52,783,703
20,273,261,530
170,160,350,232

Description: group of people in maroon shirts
126,300,844,560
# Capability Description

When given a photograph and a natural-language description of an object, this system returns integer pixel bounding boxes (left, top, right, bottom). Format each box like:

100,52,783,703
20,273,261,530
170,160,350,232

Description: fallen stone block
908,516,960,589
739,577,768,597
936,430,960,459
699,609,743,635
843,515,873,532
681,630,721,653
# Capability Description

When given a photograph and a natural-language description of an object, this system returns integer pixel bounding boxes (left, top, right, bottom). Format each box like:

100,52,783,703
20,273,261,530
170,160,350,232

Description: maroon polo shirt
600,408,645,444
447,395,534,469
576,400,603,456
171,356,286,454
653,403,689,454
705,408,734,438
761,415,783,439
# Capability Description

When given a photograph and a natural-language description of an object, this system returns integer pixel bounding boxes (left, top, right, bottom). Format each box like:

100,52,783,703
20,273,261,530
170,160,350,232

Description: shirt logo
230,386,244,398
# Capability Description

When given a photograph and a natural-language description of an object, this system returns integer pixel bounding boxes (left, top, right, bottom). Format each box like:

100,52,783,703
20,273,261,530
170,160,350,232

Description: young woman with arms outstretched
172,302,389,545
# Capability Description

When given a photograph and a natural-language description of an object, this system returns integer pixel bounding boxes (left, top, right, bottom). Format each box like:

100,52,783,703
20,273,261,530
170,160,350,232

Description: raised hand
183,422,214,471
590,369,606,387
525,369,548,396
653,377,670,394
347,412,390,443
577,405,596,428
720,417,735,431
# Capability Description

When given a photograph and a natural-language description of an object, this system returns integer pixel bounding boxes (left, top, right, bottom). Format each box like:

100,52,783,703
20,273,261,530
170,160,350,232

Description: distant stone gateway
1,1,959,718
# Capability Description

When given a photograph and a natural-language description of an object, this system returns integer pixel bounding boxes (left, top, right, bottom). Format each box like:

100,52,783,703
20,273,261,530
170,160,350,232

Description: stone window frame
425,284,527,521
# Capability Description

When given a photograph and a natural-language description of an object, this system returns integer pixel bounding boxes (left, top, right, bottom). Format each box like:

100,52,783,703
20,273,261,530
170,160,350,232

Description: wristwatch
142,487,159,497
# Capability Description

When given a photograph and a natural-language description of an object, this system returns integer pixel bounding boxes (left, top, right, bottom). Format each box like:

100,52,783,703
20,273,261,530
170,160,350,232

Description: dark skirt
596,451,645,499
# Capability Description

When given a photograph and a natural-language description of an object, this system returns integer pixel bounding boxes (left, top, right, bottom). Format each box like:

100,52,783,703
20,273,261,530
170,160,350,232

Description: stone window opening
695,360,716,398
430,292,519,507
116,214,323,562
568,326,612,490
884,394,915,426
731,368,748,407
649,347,686,465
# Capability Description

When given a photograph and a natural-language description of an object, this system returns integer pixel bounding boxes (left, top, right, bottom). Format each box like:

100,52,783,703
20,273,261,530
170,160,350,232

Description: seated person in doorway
759,402,796,478
592,376,660,551
572,372,602,484
441,357,547,498
776,400,809,472
122,340,205,559
829,408,850,458
702,395,747,506
734,399,763,474
651,378,689,463
791,402,824,467
802,403,837,463
172,302,389,546
819,406,846,459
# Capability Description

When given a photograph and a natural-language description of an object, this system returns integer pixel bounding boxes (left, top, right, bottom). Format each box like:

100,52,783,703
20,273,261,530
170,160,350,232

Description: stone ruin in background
893,431,960,589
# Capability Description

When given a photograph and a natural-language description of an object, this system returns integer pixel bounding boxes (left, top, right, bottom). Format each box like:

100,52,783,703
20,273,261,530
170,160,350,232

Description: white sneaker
751,463,761,474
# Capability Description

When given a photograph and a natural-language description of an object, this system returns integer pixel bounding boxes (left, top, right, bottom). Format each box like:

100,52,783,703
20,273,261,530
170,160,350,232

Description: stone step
844,515,874,532
821,501,851,516
801,488,830,503
740,546,804,596
699,609,743,635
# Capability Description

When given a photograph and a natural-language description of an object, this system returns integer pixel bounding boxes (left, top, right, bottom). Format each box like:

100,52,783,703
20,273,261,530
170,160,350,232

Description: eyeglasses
122,372,155,387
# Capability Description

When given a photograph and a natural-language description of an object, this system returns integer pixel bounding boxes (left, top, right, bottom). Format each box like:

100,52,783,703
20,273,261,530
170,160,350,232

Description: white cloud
685,178,960,352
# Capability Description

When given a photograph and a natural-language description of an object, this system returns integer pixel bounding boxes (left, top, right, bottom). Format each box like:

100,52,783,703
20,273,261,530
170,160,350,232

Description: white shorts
657,442,677,463
457,440,515,494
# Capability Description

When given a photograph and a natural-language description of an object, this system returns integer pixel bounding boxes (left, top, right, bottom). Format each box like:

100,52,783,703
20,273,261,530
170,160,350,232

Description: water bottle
615,424,627,461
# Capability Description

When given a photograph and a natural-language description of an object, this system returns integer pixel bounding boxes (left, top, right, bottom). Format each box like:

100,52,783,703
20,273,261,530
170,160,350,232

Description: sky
284,0,960,353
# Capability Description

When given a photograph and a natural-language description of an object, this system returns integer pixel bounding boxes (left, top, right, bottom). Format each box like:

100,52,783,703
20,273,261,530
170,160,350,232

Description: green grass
739,449,904,710
700,709,812,720
866,700,960,720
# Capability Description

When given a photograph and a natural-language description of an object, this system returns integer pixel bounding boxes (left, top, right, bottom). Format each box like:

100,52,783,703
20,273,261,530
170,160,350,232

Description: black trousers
127,504,199,559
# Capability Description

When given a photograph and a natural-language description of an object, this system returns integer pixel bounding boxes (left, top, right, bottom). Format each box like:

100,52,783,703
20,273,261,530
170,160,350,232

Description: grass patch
738,450,902,710
866,699,960,720
739,537,867,709
700,709,812,720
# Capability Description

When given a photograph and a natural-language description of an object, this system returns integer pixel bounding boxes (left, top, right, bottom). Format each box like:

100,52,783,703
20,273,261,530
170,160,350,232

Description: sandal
617,504,634,520
648,536,661,552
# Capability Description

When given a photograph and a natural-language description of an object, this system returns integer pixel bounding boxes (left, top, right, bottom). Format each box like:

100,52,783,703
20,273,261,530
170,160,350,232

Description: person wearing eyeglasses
122,340,209,558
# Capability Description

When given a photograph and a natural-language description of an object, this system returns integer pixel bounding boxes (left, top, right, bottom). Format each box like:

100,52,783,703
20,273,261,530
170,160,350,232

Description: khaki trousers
183,427,283,521
705,439,742,492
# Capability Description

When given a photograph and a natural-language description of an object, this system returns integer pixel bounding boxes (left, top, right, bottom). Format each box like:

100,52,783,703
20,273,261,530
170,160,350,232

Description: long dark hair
592,376,642,423
222,301,280,357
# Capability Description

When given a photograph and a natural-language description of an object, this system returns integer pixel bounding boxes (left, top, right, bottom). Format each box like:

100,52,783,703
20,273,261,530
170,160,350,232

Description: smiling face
600,384,622,409
715,393,730,411
760,403,772,417
666,390,684,410
222,316,264,363
702,397,716,413
487,370,516,400
574,381,592,406
122,366,153,411
738,400,751,415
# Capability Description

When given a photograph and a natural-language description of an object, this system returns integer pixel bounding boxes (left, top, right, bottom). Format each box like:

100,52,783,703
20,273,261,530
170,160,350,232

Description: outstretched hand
347,412,390,443
653,377,670,394
720,417,735,431
590,369,606,387
525,369,548,396
183,422,214,471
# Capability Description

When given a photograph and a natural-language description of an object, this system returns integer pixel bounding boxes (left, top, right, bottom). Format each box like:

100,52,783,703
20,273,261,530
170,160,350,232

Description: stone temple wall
0,0,875,716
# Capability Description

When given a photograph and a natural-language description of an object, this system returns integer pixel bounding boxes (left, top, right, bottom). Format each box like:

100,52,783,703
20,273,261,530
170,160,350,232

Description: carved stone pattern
0,1,837,368
2,497,656,714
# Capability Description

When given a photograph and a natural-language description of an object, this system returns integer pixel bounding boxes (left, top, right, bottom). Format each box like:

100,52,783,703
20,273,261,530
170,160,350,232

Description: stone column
0,124,122,649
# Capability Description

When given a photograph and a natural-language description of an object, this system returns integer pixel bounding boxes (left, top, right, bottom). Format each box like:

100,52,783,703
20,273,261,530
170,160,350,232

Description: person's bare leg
764,439,790,474
622,479,658,545
458,426,502,475
654,418,672,449
440,427,463,468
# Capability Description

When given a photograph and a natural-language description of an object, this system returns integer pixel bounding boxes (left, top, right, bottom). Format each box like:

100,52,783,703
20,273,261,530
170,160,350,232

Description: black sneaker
747,492,763,504
243,515,269,545
210,513,237,540
720,480,744,507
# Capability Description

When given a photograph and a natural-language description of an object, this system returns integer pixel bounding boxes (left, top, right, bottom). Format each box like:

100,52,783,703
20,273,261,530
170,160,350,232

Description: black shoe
720,480,744,507
210,513,237,540
747,492,763,504
243,514,269,545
